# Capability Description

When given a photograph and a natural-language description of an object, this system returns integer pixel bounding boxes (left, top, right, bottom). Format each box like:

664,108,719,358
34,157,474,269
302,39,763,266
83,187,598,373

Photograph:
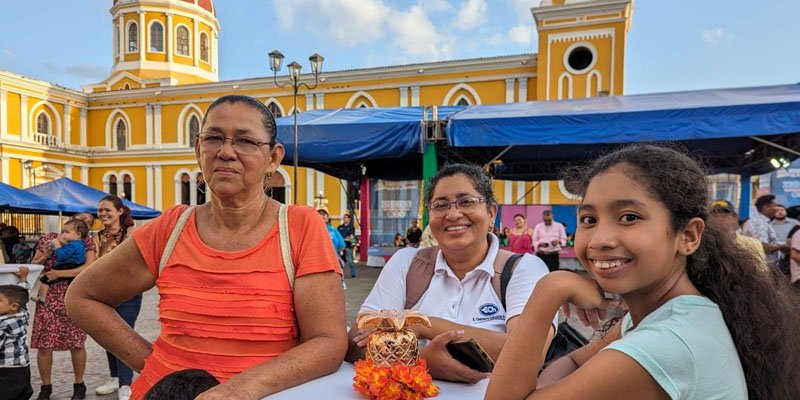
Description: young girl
486,144,800,399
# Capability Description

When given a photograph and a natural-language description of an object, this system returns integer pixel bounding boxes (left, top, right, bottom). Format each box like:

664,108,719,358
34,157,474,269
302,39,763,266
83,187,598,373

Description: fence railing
32,133,59,147
0,212,45,238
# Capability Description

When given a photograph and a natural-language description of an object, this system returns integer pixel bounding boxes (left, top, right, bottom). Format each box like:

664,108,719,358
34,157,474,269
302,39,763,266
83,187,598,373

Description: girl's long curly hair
570,144,800,399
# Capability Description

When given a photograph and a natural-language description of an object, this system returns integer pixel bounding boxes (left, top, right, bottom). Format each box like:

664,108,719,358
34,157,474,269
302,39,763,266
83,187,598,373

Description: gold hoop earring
264,172,273,198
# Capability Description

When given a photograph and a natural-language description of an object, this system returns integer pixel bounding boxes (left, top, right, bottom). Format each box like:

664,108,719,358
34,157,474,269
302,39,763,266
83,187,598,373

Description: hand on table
421,330,490,384
12,266,29,282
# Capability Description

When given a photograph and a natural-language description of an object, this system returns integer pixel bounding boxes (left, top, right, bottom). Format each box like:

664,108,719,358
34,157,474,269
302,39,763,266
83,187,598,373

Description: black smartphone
445,338,495,373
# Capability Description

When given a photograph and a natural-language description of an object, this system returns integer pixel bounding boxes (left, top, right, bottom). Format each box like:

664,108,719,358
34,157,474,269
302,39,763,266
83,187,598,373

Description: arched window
36,113,50,134
180,173,191,205
122,174,132,200
188,115,200,146
456,98,470,106
267,102,282,119
128,22,138,52
176,26,190,56
200,32,209,62
109,175,118,196
116,119,127,151
196,173,206,204
150,22,164,52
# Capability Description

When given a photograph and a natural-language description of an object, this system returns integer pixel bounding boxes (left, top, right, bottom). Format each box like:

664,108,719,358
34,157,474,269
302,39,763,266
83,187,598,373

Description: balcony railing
33,132,59,147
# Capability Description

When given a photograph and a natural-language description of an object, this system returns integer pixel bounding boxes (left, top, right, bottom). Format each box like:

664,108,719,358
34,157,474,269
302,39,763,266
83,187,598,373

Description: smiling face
513,215,525,228
428,173,497,253
575,166,691,297
97,200,122,228
196,101,284,200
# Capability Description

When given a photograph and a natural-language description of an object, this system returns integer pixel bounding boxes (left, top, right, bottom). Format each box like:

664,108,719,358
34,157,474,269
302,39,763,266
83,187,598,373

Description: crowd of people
1,94,799,400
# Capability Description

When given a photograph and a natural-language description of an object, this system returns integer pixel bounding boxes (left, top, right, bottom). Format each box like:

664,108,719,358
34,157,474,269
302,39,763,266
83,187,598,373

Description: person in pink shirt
532,210,567,272
508,214,534,254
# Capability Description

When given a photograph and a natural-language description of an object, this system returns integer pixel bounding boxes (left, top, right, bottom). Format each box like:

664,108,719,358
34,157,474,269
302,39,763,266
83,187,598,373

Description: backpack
404,246,523,310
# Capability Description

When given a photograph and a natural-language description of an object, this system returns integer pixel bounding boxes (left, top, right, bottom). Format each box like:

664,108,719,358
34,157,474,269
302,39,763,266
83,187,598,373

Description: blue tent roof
25,178,161,219
275,106,464,179
0,181,63,214
444,84,800,179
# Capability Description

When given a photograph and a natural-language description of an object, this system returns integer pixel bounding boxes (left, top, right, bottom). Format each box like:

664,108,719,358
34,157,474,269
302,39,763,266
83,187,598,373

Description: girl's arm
486,271,668,400
538,321,622,387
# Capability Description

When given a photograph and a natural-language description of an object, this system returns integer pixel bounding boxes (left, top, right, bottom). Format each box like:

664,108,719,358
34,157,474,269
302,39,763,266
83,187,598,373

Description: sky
0,0,798,94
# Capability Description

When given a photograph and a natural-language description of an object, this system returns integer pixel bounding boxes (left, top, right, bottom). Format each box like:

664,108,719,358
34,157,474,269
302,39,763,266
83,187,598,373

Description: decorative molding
533,0,630,25
549,28,613,44
176,103,203,147
442,83,482,106
586,70,601,97
518,78,528,102
562,41,598,75
28,100,63,141
557,72,573,100
399,87,408,107
105,109,132,150
345,91,378,108
315,93,324,110
264,98,286,117
505,78,515,103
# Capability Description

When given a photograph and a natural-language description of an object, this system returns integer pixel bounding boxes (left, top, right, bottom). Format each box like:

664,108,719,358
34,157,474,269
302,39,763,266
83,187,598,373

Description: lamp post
268,50,324,205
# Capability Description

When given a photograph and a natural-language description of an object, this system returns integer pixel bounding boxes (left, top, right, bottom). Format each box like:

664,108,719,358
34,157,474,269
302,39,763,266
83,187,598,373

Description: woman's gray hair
424,164,496,209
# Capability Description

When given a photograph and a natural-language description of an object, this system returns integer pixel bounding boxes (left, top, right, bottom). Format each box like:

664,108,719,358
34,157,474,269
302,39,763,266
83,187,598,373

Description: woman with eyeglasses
65,95,347,400
345,164,554,383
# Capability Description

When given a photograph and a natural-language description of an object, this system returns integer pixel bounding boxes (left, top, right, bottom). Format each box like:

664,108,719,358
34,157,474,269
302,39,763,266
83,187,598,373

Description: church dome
112,0,215,15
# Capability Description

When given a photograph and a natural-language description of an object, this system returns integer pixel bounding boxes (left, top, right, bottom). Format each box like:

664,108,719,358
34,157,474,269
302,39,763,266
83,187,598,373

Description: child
143,369,219,400
12,236,33,264
486,145,800,399
39,219,89,286
0,267,33,400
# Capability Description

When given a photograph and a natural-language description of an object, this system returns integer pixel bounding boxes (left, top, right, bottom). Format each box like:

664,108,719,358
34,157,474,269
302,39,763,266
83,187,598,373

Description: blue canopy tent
444,83,800,218
275,106,464,180
25,178,161,219
0,181,63,214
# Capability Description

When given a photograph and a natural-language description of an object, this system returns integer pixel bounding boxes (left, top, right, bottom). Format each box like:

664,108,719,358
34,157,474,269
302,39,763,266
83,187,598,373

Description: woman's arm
486,272,667,400
196,271,347,399
42,248,97,280
65,238,155,371
537,321,622,388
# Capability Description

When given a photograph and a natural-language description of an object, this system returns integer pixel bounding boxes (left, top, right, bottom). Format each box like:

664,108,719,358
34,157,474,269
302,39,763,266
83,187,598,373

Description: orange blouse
130,205,341,398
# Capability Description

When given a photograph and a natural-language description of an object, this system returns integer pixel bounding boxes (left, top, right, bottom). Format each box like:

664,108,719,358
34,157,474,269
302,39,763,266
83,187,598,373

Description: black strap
499,253,523,310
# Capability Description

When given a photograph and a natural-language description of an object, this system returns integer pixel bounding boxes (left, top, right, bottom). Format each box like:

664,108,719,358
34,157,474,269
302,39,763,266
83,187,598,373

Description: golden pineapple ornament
356,309,432,367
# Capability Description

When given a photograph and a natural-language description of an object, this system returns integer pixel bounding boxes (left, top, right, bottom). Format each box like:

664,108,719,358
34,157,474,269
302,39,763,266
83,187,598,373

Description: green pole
421,142,438,228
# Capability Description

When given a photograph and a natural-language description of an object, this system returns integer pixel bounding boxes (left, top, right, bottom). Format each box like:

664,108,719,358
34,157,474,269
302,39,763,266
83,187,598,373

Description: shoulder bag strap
158,206,195,276
278,204,295,290
492,249,523,310
404,246,438,310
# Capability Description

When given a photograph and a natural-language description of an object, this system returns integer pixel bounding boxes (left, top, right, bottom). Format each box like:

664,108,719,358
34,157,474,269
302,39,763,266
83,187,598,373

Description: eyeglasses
198,133,272,154
429,196,486,215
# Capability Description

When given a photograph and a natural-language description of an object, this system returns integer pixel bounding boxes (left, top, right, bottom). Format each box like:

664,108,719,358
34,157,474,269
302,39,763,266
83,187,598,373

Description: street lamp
268,50,325,205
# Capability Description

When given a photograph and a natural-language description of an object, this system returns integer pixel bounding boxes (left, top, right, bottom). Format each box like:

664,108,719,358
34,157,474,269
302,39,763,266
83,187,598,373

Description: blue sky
0,0,798,94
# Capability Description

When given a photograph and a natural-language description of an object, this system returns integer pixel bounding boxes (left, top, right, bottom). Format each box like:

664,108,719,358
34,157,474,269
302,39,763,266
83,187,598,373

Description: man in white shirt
532,210,567,272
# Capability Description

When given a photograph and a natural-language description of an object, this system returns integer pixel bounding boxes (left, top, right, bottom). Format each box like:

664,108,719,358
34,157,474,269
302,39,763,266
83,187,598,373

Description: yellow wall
6,92,20,135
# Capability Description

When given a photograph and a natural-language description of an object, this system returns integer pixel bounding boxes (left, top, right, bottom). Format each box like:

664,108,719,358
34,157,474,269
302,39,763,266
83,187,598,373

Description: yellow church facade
0,0,633,220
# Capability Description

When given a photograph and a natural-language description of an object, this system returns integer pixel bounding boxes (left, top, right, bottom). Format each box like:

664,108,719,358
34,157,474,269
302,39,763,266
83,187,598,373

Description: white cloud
508,24,532,46
510,0,540,21
422,0,453,13
453,0,487,30
389,6,454,60
701,27,732,45
64,64,108,79
273,0,391,47
2,49,14,59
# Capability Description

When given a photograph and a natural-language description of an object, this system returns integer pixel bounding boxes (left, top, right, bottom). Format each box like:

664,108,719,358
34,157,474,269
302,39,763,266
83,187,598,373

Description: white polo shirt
360,234,555,332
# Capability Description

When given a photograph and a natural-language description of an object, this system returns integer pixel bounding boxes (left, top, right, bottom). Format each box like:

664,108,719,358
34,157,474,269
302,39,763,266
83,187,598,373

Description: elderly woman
31,212,97,400
345,164,554,383
66,95,347,400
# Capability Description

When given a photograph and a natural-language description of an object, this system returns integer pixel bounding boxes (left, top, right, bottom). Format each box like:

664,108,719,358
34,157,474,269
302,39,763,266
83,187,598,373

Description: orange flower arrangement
353,358,440,400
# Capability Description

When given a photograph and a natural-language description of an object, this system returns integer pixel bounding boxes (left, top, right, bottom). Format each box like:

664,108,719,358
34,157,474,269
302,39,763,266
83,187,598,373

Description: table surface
0,263,44,288
266,362,488,399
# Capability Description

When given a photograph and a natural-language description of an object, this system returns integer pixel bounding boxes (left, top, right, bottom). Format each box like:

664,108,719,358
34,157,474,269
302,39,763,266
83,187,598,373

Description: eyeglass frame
197,132,274,154
428,196,487,215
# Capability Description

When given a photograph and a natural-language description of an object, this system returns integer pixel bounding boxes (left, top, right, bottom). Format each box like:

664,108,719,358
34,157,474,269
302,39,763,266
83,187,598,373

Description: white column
411,86,420,106
212,31,219,73
138,11,146,60
305,94,314,111
79,108,87,148
165,13,173,62
315,93,324,110
118,14,125,60
1,158,10,183
518,78,528,102
154,165,163,210
189,177,198,205
192,18,199,67
21,161,29,188
64,164,73,180
504,180,513,204
340,179,348,216
153,104,162,148
19,95,27,140
399,87,408,107
505,78,515,103
63,104,71,146
540,181,551,204
80,166,88,185
516,181,526,204
146,166,154,207
145,105,153,146
0,89,7,137
306,168,314,206
315,171,324,199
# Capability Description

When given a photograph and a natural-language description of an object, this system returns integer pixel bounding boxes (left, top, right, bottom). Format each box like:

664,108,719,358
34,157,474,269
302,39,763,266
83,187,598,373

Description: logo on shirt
478,303,500,316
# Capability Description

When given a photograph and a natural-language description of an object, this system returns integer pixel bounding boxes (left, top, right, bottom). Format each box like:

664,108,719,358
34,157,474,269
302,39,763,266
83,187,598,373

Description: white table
0,264,44,289
266,362,488,399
